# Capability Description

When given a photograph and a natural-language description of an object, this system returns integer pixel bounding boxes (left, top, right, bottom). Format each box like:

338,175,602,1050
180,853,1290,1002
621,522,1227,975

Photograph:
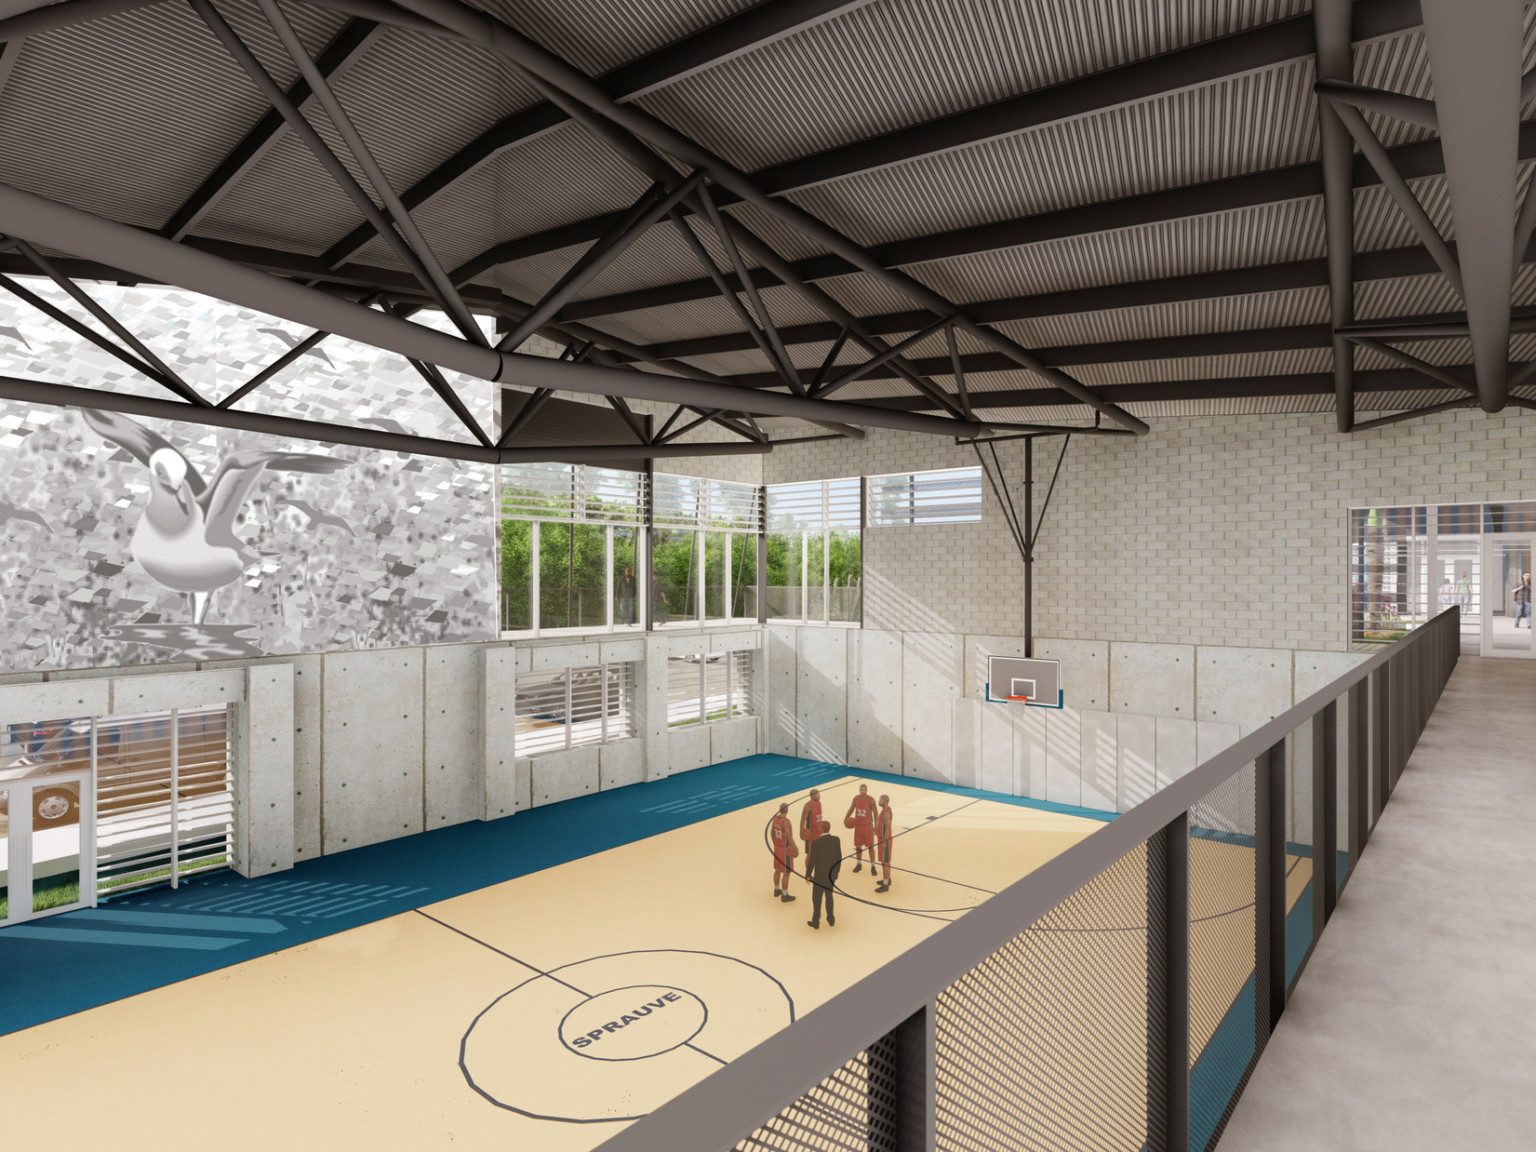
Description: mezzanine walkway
1218,655,1536,1151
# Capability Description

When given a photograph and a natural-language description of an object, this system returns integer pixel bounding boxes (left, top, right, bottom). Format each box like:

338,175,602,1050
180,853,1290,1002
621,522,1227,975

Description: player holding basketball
770,802,799,902
874,794,894,893
844,783,876,873
799,788,823,865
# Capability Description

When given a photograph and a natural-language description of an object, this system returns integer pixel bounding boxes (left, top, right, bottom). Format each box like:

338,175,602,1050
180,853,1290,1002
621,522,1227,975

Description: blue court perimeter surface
0,754,1115,1037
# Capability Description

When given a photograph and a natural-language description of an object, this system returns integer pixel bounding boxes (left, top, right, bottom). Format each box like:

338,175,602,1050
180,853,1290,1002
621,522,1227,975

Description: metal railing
593,608,1461,1152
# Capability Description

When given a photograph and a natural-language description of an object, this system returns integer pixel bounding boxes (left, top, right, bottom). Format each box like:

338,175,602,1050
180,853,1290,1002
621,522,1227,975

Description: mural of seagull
275,496,355,536
258,326,335,368
81,409,351,623
0,501,52,532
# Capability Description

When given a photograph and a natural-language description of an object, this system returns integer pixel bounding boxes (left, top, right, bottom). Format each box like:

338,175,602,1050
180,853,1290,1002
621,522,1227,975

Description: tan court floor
0,777,1283,1151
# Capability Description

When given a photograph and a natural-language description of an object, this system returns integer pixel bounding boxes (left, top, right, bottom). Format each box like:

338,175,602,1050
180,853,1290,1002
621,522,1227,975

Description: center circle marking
557,984,707,1062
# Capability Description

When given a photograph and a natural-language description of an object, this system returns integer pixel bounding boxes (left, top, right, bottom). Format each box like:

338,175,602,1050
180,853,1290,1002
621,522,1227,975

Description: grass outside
2,858,228,921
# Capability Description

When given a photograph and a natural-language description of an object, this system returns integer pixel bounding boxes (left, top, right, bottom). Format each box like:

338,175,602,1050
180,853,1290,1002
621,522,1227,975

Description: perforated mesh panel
730,1034,899,1152
1288,722,1317,986
933,842,1158,1152
1187,763,1260,1152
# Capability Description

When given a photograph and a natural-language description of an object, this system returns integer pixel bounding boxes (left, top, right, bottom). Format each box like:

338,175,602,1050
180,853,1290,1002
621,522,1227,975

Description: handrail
592,608,1460,1152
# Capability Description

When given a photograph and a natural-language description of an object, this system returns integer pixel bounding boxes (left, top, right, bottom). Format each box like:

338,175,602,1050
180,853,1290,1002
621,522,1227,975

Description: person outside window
1456,572,1473,611
1514,572,1532,628
616,566,635,625
1438,578,1455,612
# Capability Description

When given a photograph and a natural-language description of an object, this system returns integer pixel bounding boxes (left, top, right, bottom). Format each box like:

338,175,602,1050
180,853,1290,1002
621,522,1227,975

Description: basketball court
0,767,1309,1152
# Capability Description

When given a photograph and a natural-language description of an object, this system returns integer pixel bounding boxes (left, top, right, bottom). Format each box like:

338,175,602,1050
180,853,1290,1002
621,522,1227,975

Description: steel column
1257,740,1287,1024
1162,815,1190,1152
1315,0,1356,431
1347,681,1367,861
893,1004,936,1152
1421,0,1522,412
1317,701,1338,925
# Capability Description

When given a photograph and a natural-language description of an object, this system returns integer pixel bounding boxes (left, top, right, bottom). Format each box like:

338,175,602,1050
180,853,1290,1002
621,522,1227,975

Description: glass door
1482,534,1535,657
0,771,95,926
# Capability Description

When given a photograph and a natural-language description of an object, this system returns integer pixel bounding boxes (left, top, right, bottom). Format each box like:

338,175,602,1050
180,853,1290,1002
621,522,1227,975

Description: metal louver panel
653,472,704,528
514,662,637,757
867,467,983,525
500,463,647,524
94,707,232,896
704,478,762,531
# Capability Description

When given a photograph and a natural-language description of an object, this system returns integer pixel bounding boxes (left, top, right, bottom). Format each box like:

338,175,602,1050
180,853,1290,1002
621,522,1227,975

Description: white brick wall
764,409,1536,649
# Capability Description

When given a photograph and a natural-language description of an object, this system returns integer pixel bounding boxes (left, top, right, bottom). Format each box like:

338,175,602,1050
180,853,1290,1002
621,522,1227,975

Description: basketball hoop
1006,694,1031,704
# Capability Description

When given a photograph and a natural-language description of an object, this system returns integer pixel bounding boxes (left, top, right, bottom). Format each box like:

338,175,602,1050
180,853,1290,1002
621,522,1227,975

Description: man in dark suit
806,819,842,929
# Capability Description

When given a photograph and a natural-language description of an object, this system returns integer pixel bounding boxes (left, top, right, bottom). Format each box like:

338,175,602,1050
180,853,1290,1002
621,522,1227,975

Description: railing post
1347,681,1367,860
1163,814,1190,1152
1255,740,1287,1027
1382,663,1394,835
1317,701,1338,924
894,1003,936,1152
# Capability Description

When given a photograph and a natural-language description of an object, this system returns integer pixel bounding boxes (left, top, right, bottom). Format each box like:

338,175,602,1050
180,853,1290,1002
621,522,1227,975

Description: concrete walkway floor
1218,655,1536,1152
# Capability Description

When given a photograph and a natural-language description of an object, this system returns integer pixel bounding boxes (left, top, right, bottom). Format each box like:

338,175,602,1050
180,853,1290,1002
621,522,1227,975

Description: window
666,651,754,727
766,477,861,624
867,466,983,525
499,463,644,634
652,474,761,627
515,663,637,756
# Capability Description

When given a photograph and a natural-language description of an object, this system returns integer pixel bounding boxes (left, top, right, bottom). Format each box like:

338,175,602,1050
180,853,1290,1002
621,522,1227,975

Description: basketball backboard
985,655,1063,708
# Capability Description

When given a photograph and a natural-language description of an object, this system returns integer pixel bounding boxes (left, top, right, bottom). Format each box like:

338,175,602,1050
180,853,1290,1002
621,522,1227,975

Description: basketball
844,815,855,829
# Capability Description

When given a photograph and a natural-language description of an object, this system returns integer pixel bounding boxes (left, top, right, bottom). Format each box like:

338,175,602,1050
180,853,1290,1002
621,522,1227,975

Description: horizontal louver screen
666,651,755,727
515,663,637,756
767,478,861,531
501,463,644,524
653,473,702,528
94,707,232,896
867,467,983,525
705,479,761,531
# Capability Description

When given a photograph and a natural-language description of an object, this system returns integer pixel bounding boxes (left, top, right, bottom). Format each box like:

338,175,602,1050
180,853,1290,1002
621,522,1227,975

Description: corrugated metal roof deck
0,0,1531,429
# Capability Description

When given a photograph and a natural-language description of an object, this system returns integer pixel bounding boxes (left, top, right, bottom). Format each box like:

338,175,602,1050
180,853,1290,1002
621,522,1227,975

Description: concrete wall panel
1016,705,1048,799
321,648,425,853
482,648,521,818
531,641,601,671
1196,720,1241,766
668,724,712,773
235,664,294,877
643,645,670,780
797,627,847,764
902,632,961,781
109,668,245,714
1079,709,1118,812
1155,716,1199,789
847,629,902,773
1292,651,1371,703
951,698,981,789
599,638,646,665
289,654,322,860
1045,707,1083,806
600,738,645,790
0,678,110,721
1034,639,1111,710
711,716,758,765
1197,647,1292,735
531,745,599,806
1116,712,1157,813
766,625,798,756
978,702,1013,794
1112,642,1195,718
424,644,486,830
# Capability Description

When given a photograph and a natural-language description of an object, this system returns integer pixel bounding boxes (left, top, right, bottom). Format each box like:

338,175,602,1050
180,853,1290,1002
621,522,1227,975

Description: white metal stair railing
94,706,233,897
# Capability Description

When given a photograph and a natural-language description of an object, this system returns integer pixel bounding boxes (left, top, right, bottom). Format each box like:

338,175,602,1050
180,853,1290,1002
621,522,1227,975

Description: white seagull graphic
82,409,351,623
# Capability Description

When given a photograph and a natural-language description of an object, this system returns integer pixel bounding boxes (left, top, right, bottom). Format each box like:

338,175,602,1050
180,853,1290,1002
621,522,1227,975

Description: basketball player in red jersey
874,794,894,893
770,802,798,902
844,783,876,873
799,788,823,865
